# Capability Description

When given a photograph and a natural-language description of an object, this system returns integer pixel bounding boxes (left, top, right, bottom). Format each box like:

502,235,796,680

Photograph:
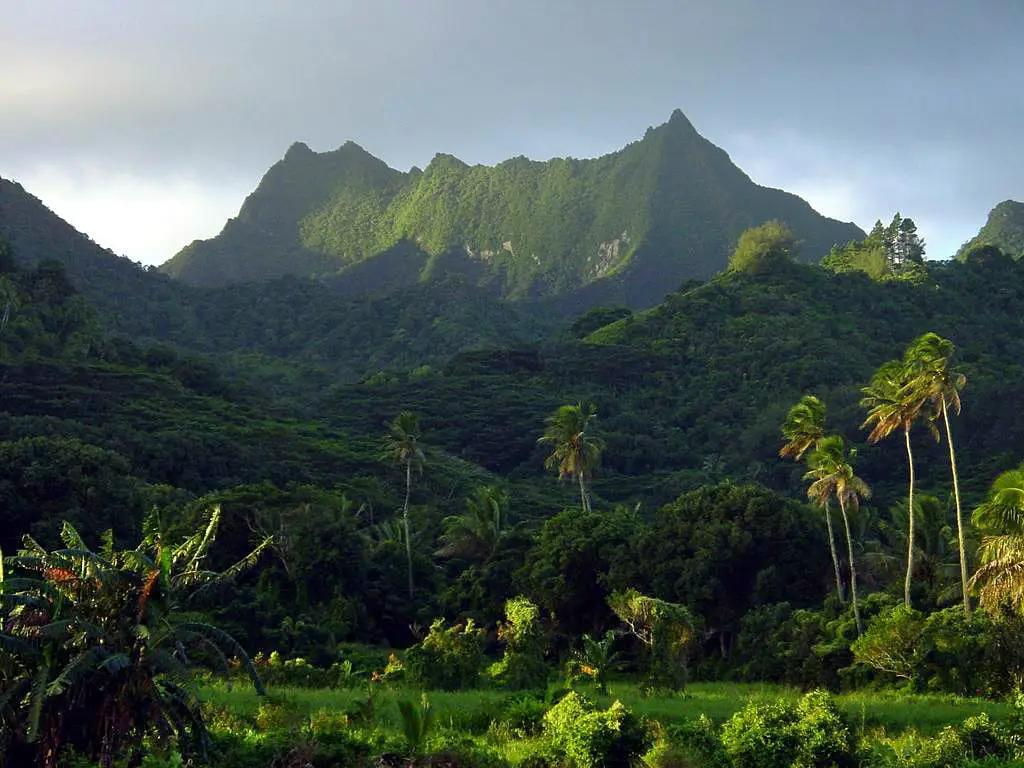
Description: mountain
958,200,1024,260
161,110,864,307
0,177,552,386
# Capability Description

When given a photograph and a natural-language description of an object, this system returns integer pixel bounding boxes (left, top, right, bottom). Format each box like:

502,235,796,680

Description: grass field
202,680,1013,738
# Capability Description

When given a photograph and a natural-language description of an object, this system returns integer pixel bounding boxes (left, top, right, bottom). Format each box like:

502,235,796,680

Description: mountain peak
284,141,313,159
161,113,864,302
667,108,697,132
958,199,1024,260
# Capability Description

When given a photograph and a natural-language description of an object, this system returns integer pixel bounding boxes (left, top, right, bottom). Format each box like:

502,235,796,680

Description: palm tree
861,359,924,608
805,435,871,634
969,466,1024,611
436,485,511,562
780,395,843,603
538,402,604,514
779,394,827,461
382,410,425,598
904,333,971,619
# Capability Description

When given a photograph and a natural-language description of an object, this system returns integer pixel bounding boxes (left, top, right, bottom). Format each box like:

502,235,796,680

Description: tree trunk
578,471,589,515
824,502,844,603
839,497,862,635
942,399,971,620
904,426,916,608
404,457,414,598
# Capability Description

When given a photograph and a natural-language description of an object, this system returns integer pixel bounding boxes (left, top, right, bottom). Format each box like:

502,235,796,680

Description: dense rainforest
4,119,1024,765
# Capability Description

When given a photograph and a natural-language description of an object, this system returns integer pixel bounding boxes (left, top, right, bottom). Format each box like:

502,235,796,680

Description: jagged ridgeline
161,110,864,306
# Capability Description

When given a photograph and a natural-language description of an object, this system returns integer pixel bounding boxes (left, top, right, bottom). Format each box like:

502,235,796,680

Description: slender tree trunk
839,497,862,635
404,457,414,598
942,399,971,620
904,426,916,608
824,502,845,603
578,471,589,515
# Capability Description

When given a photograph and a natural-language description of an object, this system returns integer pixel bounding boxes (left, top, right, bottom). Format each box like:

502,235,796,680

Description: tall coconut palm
969,466,1024,611
538,402,604,514
861,359,924,608
382,410,425,598
780,395,844,603
904,333,971,619
805,435,871,634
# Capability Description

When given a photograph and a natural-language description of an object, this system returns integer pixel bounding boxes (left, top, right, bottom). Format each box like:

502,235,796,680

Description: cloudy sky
3,1,1021,265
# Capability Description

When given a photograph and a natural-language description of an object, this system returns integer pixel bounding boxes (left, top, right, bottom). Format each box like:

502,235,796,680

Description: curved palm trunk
824,502,845,603
838,496,862,635
942,399,971,620
904,426,916,608
404,457,414,598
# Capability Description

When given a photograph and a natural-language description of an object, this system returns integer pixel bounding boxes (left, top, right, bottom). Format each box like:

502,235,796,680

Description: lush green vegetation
957,200,1024,261
159,111,863,306
6,165,1024,765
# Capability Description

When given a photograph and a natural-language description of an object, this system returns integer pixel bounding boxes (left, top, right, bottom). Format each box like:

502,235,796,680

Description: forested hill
957,199,1024,260
161,110,864,306
0,179,556,387
319,252,1024,513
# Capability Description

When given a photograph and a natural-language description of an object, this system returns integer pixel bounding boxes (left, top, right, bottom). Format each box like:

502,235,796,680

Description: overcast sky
3,1,1021,265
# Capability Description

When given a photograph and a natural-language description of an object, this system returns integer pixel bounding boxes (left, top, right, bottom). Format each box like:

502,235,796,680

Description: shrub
405,618,486,690
720,690,853,768
490,597,549,690
542,691,649,768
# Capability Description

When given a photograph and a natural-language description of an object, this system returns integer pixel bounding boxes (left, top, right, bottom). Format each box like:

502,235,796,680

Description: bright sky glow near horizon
2,1,1021,266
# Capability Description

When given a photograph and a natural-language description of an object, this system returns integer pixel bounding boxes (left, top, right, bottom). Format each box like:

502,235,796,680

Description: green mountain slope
0,179,553,386
958,200,1024,260
321,257,1024,511
161,110,864,306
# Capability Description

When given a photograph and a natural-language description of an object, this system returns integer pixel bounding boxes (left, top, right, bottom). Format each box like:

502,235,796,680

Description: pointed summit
161,112,864,302
666,108,697,133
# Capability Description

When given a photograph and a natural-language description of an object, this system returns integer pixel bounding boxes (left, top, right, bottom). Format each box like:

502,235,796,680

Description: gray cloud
2,0,1021,263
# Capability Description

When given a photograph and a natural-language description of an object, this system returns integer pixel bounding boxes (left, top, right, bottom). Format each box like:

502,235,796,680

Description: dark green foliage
569,306,632,338
518,505,638,637
852,605,1024,696
405,619,486,691
542,691,649,768
0,511,266,767
635,483,829,658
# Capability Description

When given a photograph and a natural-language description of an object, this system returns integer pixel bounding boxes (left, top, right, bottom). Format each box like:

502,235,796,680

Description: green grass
202,680,1012,737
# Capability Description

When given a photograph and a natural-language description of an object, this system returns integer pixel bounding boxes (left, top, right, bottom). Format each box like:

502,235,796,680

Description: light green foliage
542,691,649,768
971,464,1024,611
957,200,1024,260
404,618,486,691
851,605,924,683
396,693,434,754
608,588,698,692
490,596,548,690
720,690,853,768
822,213,925,280
727,220,799,274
